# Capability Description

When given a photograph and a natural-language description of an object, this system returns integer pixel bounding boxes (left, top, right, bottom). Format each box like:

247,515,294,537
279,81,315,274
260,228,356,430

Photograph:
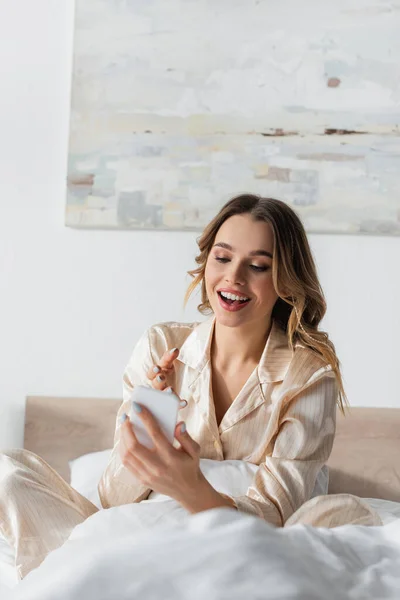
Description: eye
250,265,269,272
215,256,230,263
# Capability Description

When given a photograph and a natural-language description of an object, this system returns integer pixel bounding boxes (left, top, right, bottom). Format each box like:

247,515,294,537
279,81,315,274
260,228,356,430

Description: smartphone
129,386,180,449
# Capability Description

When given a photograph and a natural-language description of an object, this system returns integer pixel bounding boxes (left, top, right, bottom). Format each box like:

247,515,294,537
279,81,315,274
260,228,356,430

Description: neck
212,317,273,369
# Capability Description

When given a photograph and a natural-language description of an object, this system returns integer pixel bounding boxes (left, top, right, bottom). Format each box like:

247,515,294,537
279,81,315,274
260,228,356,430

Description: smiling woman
205,215,278,322
0,195,381,581
186,194,346,411
99,194,378,524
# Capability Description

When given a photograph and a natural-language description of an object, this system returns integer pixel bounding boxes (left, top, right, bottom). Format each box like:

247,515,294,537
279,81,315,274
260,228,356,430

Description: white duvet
2,457,400,599
4,501,400,600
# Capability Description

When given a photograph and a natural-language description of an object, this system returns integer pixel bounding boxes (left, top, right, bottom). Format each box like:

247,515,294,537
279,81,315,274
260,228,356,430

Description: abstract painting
66,0,400,234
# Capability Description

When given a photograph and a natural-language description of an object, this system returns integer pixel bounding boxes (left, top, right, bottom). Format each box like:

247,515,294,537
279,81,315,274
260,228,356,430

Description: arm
232,373,338,527
98,328,156,508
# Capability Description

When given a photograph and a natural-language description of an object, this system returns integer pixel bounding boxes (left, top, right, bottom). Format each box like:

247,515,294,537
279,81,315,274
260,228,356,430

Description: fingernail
169,348,178,354
165,387,173,394
156,375,164,383
180,423,186,433
120,412,128,424
152,366,160,374
179,400,187,408
133,402,142,413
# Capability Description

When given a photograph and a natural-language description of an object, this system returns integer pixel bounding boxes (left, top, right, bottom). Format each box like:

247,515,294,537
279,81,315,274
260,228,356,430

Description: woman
0,195,380,580
99,194,377,522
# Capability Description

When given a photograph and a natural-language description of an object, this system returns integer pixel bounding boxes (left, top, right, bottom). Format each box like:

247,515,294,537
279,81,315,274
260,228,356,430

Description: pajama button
214,441,219,450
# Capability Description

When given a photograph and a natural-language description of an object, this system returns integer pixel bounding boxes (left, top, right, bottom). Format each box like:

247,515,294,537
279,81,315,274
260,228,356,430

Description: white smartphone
129,386,180,449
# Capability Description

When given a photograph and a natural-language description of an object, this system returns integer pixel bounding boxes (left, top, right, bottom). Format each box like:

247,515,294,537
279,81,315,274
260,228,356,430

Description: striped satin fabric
0,318,381,580
99,319,381,528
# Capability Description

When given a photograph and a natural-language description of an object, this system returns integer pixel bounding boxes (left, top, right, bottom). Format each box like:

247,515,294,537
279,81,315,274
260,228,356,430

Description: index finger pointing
146,348,179,381
158,347,179,370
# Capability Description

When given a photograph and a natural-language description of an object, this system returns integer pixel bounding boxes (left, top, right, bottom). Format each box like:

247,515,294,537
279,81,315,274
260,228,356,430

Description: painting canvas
66,0,400,234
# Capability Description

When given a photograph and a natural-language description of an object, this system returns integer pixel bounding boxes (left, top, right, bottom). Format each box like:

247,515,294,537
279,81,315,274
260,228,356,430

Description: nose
224,261,245,286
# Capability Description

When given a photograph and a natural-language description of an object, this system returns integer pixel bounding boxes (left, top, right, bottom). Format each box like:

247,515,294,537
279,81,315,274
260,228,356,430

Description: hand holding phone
129,386,180,449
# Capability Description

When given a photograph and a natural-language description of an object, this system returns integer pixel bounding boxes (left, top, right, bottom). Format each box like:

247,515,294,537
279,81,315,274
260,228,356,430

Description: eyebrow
213,242,273,259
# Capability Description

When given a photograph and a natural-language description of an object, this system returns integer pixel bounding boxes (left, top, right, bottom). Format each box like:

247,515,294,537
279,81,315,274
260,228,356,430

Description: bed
1,397,400,599
22,396,400,500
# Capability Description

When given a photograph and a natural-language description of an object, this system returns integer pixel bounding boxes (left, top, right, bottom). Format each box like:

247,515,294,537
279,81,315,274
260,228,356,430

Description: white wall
0,1,399,449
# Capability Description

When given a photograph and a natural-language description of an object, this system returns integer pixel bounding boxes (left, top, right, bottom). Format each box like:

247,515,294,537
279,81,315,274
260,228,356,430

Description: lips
217,290,251,313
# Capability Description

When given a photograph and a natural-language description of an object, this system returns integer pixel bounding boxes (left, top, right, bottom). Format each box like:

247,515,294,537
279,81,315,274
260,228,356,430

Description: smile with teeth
218,291,250,303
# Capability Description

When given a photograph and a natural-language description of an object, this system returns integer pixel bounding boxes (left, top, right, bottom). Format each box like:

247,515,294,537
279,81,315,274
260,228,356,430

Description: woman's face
204,214,278,329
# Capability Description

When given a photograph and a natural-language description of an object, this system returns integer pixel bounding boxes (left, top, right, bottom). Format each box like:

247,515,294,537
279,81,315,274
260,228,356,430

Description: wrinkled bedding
2,456,400,599
1,497,399,600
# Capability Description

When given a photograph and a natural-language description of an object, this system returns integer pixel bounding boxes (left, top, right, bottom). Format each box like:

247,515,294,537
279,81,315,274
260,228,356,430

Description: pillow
69,449,112,508
149,460,329,501
363,498,400,526
0,534,19,589
312,464,329,498
69,450,329,508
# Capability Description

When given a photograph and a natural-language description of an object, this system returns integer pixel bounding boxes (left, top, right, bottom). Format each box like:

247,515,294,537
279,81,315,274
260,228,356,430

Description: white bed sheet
2,452,400,597
4,502,400,600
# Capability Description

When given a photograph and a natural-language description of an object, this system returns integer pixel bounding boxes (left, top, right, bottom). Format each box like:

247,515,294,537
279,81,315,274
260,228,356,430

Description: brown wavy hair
185,194,346,413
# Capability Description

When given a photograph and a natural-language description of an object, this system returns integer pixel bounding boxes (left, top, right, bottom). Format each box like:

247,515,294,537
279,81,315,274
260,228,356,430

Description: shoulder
281,343,337,402
144,321,200,361
126,321,200,374
262,322,332,389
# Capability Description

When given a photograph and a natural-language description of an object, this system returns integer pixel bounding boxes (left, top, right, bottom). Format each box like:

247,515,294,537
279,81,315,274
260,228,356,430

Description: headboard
23,396,400,501
24,396,120,482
